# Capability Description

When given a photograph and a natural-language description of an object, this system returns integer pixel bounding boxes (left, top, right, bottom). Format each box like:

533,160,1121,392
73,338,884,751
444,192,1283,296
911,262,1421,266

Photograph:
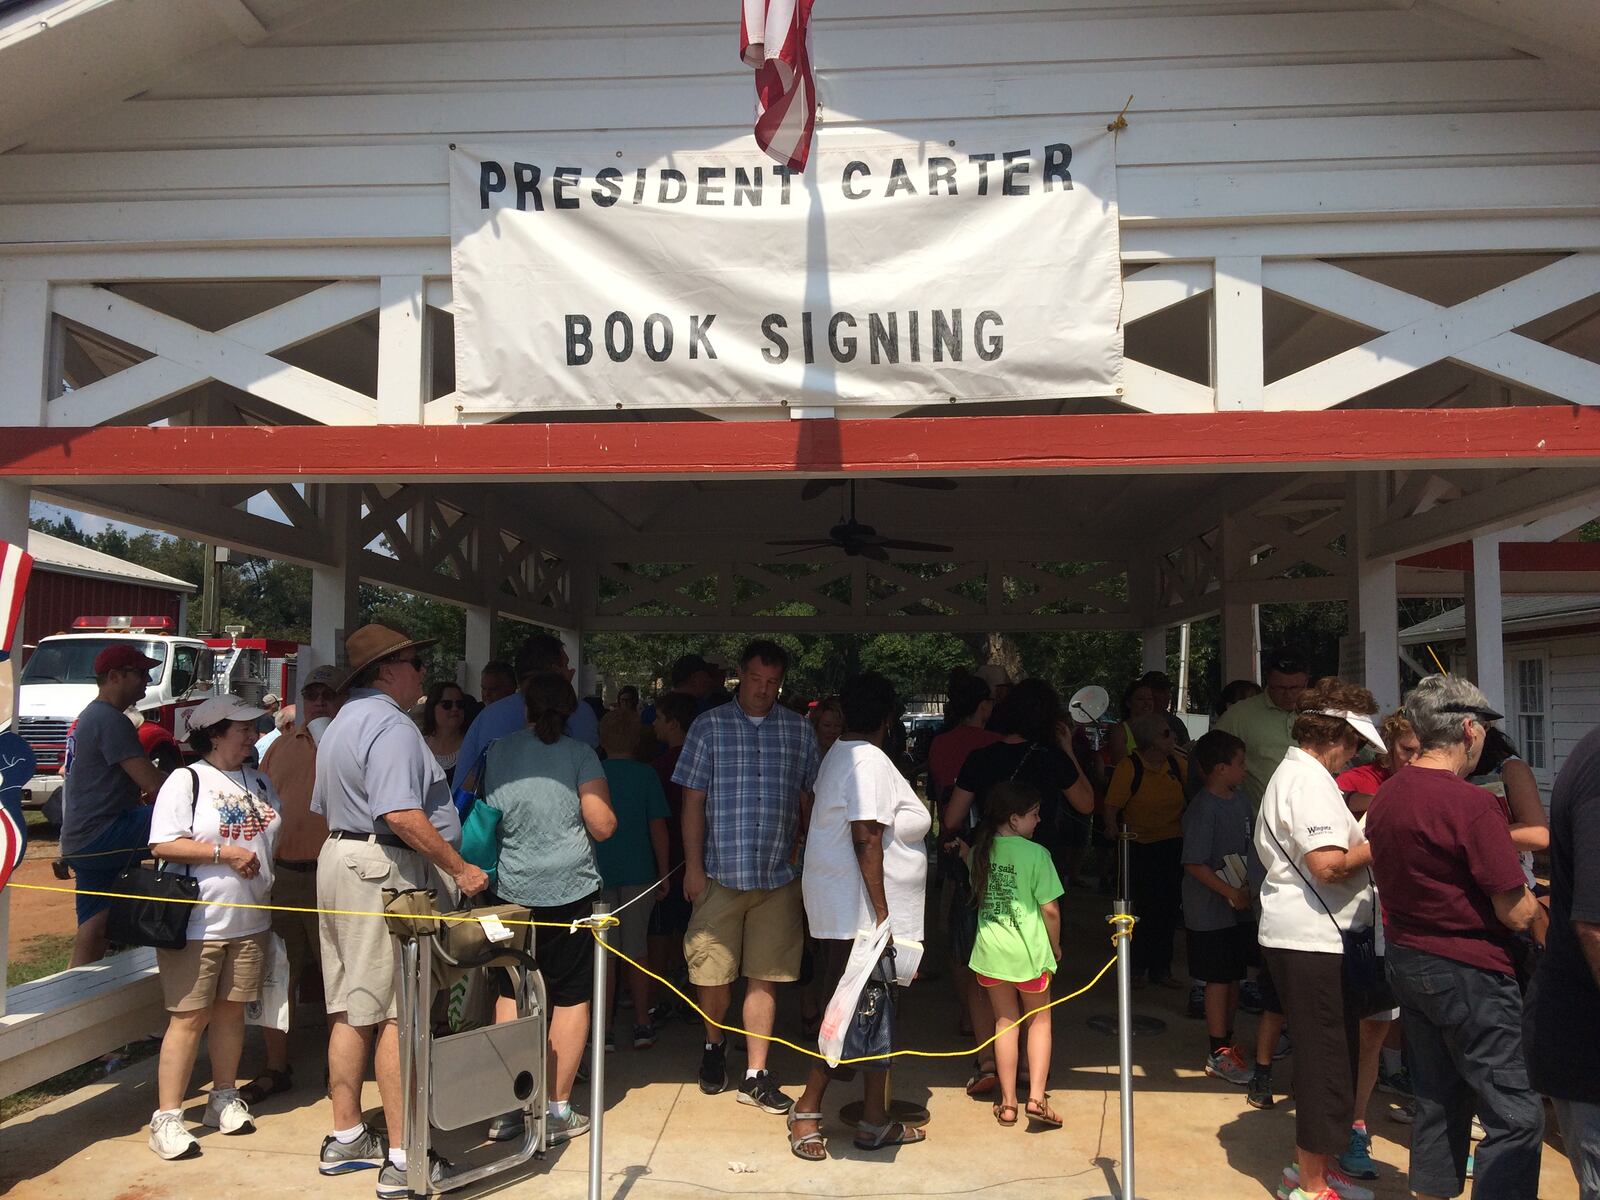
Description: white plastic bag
245,932,290,1031
817,918,892,1067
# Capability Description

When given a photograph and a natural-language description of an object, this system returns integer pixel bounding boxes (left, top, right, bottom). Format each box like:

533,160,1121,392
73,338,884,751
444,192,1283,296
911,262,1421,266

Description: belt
273,858,319,872
328,830,409,850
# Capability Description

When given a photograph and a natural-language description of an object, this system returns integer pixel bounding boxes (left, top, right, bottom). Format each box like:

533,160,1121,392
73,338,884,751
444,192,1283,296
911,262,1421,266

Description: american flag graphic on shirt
217,789,277,842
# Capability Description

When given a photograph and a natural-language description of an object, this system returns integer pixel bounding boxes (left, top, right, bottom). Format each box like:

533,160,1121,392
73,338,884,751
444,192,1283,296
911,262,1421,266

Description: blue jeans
1555,1099,1600,1200
1387,943,1543,1199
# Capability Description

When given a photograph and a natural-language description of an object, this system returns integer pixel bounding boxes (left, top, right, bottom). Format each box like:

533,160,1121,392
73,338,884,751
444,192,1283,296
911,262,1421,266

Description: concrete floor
0,890,1583,1200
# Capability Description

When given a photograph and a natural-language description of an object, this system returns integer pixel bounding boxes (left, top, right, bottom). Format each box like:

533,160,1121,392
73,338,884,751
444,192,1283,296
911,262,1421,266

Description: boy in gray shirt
1181,729,1254,1086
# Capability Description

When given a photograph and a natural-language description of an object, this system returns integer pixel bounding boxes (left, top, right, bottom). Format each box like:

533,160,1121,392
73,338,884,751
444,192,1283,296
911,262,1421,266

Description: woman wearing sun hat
146,693,282,1160
1254,678,1389,1200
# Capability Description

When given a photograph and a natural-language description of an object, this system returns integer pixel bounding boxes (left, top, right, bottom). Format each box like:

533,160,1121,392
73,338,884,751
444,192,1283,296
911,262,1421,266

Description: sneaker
1280,1163,1375,1200
648,1001,674,1026
698,1039,728,1095
1247,1070,1276,1110
1187,983,1206,1019
376,1152,451,1199
1273,1030,1293,1061
202,1089,255,1135
149,1111,200,1160
319,1125,387,1175
1339,1126,1379,1180
1205,1046,1253,1086
1387,1098,1417,1125
632,1023,657,1050
547,1107,591,1145
1377,1065,1412,1096
736,1070,794,1115
486,1111,525,1142
1239,979,1265,1014
603,1030,617,1053
1277,1189,1339,1200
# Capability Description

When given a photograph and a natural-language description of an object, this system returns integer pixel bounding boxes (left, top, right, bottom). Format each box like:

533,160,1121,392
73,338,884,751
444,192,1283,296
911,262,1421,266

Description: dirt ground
7,829,81,963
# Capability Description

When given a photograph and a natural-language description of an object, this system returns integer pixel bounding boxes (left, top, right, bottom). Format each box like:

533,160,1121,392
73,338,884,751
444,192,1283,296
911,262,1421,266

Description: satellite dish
307,716,332,745
1068,685,1110,724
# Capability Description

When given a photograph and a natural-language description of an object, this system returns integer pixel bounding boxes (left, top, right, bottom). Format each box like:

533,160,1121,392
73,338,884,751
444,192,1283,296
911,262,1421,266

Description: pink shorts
978,970,1051,993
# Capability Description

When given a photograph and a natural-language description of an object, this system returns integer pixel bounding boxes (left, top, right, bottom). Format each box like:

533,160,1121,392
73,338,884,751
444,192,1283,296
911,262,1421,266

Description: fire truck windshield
19,639,169,685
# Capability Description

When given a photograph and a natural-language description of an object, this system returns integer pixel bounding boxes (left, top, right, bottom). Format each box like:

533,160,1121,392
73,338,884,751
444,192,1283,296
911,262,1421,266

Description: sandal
787,1110,826,1162
854,1120,927,1151
965,1064,998,1097
993,1102,1018,1127
1025,1096,1063,1129
239,1067,293,1105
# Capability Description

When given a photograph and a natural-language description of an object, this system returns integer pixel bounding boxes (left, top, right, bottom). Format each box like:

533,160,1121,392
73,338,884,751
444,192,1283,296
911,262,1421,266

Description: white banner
450,127,1122,413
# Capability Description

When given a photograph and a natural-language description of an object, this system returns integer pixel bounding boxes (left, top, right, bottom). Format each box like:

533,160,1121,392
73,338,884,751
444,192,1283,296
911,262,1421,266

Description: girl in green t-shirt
968,781,1066,1130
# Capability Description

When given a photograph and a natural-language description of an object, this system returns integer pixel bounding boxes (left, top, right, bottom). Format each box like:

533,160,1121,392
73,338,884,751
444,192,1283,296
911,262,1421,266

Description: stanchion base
1085,1013,1167,1036
837,1098,931,1128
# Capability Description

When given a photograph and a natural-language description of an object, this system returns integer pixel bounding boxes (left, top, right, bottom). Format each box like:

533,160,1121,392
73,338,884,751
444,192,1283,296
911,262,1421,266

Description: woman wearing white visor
1254,678,1388,1200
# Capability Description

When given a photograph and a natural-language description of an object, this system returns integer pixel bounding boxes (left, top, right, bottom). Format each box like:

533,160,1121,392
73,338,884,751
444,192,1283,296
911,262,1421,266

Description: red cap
93,644,162,675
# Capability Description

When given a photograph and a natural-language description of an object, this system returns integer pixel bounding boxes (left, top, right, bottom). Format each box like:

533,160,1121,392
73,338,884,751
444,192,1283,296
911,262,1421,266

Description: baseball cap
94,644,162,675
187,694,270,729
301,664,343,693
262,693,281,706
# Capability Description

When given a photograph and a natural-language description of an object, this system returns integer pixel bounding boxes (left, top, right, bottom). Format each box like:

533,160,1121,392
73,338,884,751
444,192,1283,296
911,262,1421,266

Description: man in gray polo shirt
310,625,487,1193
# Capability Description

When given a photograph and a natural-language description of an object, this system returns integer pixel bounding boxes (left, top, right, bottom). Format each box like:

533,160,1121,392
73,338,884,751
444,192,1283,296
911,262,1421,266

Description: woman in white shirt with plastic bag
1254,678,1387,1200
791,671,931,1162
146,694,283,1162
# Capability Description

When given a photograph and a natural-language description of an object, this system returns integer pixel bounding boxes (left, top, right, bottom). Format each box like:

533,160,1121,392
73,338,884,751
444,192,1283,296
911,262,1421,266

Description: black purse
840,948,897,1069
107,768,202,951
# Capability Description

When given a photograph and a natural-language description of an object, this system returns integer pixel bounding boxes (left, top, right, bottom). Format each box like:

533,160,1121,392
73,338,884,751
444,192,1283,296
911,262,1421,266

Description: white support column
0,279,51,425
310,485,361,673
376,275,427,424
1213,256,1264,412
1140,626,1167,675
1349,474,1402,711
0,480,25,1017
559,628,587,697
1463,534,1506,712
464,605,497,687
1218,514,1261,683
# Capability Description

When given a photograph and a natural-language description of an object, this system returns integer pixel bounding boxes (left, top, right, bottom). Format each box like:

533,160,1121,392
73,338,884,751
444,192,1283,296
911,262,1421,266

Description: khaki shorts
317,837,436,1027
684,877,804,986
269,862,320,1007
158,932,268,1012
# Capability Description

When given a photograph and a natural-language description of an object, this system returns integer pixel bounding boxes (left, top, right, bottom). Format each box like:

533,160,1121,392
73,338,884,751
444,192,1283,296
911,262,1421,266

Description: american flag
0,539,32,664
0,735,30,893
740,0,817,172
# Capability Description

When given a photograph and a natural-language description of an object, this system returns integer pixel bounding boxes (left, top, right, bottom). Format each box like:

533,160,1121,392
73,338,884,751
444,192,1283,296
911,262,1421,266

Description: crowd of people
48,626,1599,1200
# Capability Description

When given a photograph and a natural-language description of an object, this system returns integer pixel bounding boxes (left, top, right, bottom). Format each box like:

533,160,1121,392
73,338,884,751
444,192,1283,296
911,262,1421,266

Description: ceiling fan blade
800,479,841,501
765,538,835,546
875,538,955,553
772,544,836,557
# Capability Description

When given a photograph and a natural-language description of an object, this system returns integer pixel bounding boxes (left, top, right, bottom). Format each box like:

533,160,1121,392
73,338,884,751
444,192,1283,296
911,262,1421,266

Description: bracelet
212,845,221,865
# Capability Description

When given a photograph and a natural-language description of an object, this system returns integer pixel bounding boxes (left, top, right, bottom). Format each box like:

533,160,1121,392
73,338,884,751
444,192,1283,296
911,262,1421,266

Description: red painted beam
3,407,1600,482
1402,541,1600,572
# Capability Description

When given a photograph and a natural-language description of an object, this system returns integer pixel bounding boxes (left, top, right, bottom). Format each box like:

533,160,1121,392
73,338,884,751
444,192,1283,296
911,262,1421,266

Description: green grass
6,933,75,987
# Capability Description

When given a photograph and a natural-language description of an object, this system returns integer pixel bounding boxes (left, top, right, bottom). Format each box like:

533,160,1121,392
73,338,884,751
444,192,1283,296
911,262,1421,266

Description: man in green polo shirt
1214,649,1310,808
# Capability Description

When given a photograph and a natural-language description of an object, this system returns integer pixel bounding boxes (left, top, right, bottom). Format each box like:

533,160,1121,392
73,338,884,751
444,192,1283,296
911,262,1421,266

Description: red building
19,529,195,660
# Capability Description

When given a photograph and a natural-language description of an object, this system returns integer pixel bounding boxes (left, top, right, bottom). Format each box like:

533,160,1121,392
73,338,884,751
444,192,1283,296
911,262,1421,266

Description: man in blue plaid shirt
675,639,819,1115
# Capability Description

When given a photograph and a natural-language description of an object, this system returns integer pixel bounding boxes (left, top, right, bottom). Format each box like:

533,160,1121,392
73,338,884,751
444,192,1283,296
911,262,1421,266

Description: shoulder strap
1261,816,1371,937
1129,754,1144,794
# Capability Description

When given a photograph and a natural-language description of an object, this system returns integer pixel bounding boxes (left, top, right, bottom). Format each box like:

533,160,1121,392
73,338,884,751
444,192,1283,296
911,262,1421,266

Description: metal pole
588,900,610,1200
1116,831,1136,1200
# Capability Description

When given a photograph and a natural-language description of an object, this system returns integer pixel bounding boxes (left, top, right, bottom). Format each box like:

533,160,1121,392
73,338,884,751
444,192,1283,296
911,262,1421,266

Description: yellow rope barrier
6,880,1122,1067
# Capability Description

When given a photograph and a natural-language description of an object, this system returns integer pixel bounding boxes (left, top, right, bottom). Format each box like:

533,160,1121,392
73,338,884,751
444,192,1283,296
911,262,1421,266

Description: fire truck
13,616,296,817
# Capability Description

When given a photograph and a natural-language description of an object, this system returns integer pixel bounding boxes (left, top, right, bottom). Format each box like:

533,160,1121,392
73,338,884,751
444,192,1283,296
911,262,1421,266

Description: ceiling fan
766,480,954,561
799,477,956,502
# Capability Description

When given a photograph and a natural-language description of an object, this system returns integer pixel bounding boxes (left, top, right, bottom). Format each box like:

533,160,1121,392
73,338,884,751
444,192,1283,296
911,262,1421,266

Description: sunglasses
386,655,426,672
436,698,463,710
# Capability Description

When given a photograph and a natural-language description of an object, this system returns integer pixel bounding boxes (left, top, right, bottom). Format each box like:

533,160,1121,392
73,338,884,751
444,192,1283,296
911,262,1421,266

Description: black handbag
840,948,897,1069
107,768,201,951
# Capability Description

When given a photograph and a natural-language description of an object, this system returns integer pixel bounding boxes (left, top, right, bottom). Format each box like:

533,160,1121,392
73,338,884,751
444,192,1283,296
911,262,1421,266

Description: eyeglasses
398,656,426,672
436,699,463,710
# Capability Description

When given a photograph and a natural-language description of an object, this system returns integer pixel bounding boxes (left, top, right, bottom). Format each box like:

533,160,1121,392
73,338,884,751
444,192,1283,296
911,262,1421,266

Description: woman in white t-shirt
792,672,931,1162
1254,678,1386,1200
145,695,282,1162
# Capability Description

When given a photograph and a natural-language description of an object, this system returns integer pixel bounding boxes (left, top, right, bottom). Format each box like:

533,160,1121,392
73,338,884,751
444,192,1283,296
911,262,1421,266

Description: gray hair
1129,711,1173,751
1403,674,1492,750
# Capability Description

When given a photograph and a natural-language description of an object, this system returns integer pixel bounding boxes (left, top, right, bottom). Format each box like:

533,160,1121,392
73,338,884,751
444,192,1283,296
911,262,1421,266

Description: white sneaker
149,1110,200,1160
203,1089,256,1135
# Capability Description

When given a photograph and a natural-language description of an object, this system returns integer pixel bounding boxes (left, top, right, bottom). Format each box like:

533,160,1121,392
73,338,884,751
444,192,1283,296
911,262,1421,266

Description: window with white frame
1514,658,1548,771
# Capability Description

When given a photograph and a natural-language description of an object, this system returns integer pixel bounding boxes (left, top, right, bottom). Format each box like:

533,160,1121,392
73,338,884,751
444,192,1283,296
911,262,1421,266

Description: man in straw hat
310,625,488,1192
